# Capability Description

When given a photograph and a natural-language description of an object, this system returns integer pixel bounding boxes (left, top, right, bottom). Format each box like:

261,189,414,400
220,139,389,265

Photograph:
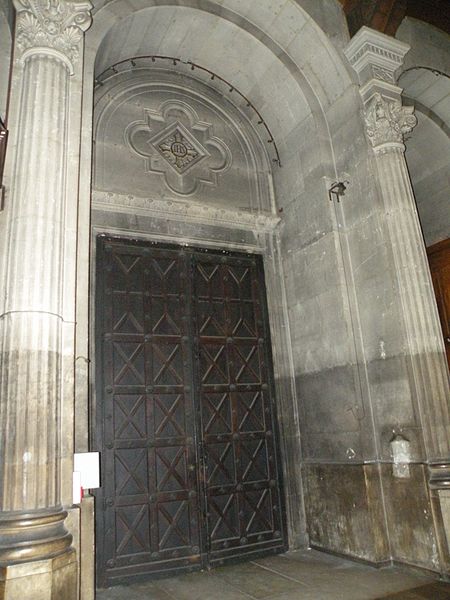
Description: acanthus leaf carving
14,0,92,69
365,92,417,151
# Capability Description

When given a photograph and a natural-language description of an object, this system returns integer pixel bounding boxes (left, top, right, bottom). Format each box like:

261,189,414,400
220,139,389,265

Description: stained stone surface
0,0,12,121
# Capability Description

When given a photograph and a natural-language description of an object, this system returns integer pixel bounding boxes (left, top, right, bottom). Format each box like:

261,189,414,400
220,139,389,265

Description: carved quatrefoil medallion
125,100,232,196
151,123,207,174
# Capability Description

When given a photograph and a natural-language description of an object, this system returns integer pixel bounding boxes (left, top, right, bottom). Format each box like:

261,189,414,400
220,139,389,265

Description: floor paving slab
96,550,450,600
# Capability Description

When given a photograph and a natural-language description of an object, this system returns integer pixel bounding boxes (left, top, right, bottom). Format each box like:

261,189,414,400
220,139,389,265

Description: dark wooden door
95,237,287,587
193,253,286,564
427,238,450,369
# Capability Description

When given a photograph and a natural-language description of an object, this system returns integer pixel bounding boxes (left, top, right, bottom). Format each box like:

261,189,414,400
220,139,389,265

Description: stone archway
75,2,365,594
78,0,356,537
77,7,450,588
90,61,293,586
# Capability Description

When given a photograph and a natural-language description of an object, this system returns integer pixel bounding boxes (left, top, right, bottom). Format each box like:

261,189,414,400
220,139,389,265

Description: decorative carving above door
93,71,271,213
125,100,231,196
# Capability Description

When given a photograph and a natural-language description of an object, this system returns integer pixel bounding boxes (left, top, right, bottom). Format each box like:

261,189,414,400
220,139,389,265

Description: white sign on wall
73,452,100,503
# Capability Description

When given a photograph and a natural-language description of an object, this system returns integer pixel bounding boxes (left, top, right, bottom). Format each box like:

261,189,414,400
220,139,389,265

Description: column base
0,509,72,564
0,548,77,600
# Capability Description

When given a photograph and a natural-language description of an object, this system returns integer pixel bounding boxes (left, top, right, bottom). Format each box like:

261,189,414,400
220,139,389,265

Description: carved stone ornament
371,65,395,84
365,92,417,150
14,0,92,70
125,100,231,196
154,123,206,174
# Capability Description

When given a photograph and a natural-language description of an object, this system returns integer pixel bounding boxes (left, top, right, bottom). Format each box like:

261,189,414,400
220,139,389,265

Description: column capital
364,92,417,153
344,26,410,95
345,27,417,152
13,0,92,73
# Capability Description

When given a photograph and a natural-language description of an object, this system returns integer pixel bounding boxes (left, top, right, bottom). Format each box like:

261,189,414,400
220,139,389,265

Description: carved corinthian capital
14,0,92,71
365,92,417,152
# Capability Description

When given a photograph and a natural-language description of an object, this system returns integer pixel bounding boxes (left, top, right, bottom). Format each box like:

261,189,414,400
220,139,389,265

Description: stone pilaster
346,26,450,572
0,0,91,592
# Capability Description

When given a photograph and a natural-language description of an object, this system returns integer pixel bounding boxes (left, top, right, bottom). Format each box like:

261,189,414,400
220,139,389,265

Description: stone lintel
92,190,281,233
344,26,410,94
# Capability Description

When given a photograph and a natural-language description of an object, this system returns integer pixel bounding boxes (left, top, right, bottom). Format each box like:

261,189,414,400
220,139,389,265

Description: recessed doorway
94,236,287,587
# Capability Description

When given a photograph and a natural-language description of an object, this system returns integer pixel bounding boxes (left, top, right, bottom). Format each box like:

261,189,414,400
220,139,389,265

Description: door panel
193,254,286,563
96,242,202,587
95,238,287,587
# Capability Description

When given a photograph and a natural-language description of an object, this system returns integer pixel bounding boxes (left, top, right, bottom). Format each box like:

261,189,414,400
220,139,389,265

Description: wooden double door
95,237,287,587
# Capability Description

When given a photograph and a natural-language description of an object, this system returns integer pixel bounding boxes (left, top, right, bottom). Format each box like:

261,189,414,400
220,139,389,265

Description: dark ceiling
339,0,450,37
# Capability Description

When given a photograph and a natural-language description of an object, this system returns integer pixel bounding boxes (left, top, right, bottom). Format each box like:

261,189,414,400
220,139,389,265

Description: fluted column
346,27,450,571
0,0,91,565
345,28,450,472
365,93,450,464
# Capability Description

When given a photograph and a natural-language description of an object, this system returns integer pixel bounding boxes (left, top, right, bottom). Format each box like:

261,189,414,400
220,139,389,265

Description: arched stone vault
404,111,450,246
86,0,355,175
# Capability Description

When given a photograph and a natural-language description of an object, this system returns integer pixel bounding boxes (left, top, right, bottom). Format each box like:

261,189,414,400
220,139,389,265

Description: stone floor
96,549,450,600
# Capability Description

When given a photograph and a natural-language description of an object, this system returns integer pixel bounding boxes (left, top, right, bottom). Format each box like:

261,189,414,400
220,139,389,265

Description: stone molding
364,92,417,152
344,26,410,87
92,190,280,232
14,0,92,72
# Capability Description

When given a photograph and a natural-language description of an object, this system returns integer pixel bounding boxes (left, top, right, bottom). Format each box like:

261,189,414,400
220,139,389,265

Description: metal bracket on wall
328,181,349,203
